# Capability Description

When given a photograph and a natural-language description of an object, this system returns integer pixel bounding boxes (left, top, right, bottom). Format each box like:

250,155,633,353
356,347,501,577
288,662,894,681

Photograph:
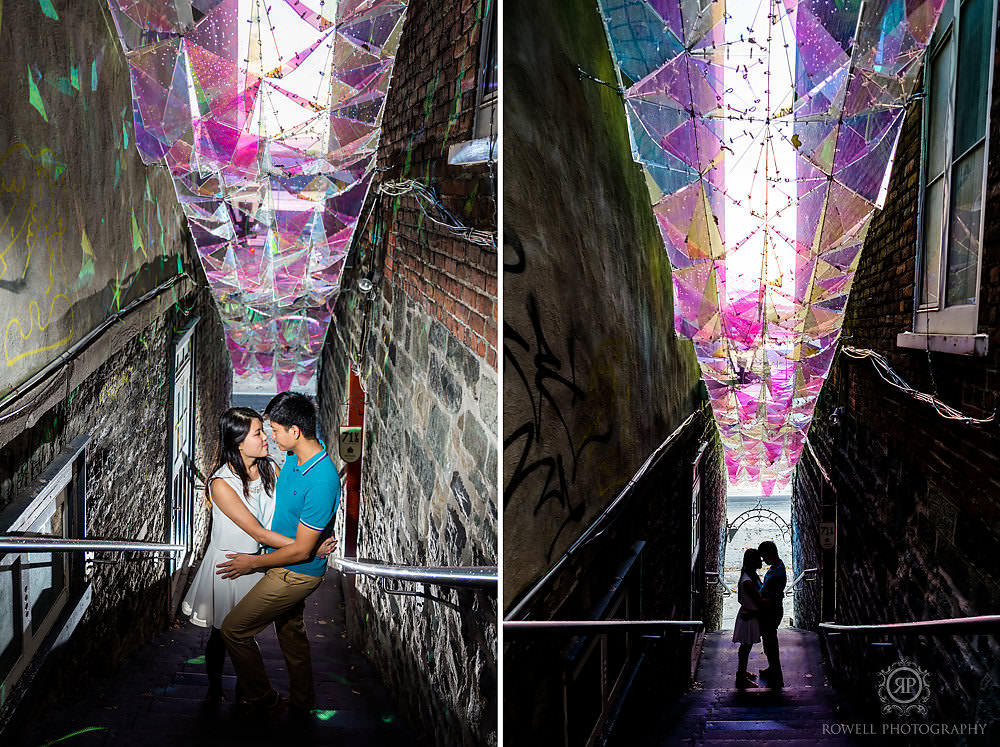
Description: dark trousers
760,606,782,677
206,627,226,694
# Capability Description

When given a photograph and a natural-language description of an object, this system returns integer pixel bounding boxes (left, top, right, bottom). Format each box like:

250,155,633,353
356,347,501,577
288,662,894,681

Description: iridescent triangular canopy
108,0,409,390
597,0,946,493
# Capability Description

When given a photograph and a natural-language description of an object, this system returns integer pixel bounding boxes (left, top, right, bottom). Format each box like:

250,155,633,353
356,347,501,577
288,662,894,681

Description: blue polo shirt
761,558,787,598
268,442,340,576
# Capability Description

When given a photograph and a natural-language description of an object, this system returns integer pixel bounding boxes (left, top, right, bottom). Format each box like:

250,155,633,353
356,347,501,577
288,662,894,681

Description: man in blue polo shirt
218,391,339,717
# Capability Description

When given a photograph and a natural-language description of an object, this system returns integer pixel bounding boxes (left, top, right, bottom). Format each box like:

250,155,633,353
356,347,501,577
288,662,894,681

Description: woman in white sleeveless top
732,548,765,688
182,407,305,702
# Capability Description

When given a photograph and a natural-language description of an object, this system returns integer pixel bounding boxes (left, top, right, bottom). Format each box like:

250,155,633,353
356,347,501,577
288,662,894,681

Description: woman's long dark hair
204,407,276,504
741,548,762,577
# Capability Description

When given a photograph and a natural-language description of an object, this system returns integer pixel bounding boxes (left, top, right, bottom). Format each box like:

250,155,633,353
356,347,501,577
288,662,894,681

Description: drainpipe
344,367,365,558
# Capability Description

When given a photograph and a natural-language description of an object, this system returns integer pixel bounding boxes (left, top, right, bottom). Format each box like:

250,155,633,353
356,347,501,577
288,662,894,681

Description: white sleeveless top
208,463,274,552
737,570,760,611
181,462,275,628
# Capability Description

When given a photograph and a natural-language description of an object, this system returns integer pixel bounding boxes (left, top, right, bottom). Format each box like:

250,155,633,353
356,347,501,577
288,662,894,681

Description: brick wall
378,0,497,369
317,1,498,745
792,37,1000,726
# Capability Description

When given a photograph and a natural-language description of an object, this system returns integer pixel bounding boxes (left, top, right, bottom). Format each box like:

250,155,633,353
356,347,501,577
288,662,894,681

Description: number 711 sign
819,521,836,550
339,426,362,463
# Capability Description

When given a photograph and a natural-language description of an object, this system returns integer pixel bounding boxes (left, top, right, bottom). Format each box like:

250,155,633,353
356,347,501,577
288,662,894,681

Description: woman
181,407,333,702
732,548,765,689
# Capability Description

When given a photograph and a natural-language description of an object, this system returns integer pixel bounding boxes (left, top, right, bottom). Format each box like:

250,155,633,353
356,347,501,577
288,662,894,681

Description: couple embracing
181,391,339,719
732,540,787,689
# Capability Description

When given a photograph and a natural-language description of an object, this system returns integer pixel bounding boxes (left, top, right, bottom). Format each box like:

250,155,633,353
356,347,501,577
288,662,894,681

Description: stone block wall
317,1,497,745
0,275,230,730
0,0,232,731
791,40,1000,726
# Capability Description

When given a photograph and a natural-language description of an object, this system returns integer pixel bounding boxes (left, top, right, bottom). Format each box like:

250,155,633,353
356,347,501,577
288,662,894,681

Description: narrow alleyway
14,570,409,746
722,490,792,629
613,629,856,746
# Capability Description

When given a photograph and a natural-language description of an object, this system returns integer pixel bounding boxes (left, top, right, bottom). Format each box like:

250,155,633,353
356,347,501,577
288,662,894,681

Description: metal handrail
505,406,705,621
503,619,705,636
0,537,186,553
819,614,1000,635
704,571,733,597
333,557,497,590
786,567,818,595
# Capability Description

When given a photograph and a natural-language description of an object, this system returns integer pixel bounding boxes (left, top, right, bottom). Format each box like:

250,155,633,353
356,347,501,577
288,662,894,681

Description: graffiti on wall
1,0,196,399
0,143,73,369
504,232,635,560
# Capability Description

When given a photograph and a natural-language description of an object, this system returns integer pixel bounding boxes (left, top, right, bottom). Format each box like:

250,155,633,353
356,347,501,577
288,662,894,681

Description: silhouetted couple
732,540,787,689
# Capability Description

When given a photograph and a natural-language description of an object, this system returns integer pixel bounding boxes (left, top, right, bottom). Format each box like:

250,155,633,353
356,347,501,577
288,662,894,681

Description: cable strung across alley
841,346,996,425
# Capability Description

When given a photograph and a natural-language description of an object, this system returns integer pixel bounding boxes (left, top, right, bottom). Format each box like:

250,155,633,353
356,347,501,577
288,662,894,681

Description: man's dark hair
265,391,317,440
758,540,778,558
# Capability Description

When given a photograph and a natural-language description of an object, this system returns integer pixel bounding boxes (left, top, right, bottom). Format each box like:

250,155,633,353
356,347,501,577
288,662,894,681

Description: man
218,391,339,718
757,540,786,688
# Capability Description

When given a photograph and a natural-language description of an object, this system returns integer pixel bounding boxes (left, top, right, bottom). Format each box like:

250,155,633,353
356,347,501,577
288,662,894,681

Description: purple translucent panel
599,0,946,493
109,0,409,386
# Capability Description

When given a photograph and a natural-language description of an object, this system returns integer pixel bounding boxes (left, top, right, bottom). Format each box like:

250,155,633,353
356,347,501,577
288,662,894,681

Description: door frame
166,316,199,615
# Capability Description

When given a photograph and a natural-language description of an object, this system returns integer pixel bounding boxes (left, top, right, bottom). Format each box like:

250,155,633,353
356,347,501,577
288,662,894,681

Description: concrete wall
792,41,1000,725
317,1,497,745
503,0,718,611
0,0,189,397
503,0,727,740
0,0,232,732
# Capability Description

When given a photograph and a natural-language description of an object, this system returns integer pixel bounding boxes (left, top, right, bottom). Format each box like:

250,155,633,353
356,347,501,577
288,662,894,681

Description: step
16,573,414,745
100,710,408,747
173,671,238,687
698,740,857,747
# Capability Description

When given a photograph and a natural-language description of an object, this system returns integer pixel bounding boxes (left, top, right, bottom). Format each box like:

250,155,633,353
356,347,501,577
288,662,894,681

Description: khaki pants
221,567,323,709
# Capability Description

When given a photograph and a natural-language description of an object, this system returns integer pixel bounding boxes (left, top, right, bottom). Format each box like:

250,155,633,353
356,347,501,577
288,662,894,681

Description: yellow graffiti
0,143,73,367
4,294,72,365
99,364,134,405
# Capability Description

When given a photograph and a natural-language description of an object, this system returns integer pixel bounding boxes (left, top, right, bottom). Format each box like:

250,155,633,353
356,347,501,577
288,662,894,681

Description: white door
168,320,198,612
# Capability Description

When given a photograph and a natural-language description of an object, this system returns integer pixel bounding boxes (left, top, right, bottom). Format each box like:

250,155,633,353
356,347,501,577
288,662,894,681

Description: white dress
731,570,762,645
181,465,275,628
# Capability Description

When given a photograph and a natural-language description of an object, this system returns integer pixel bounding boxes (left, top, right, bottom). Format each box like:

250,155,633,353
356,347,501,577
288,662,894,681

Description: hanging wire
841,346,996,425
376,179,496,248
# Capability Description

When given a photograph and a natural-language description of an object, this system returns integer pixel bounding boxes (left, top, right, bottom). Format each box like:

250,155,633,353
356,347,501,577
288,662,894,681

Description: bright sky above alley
108,0,407,390
597,0,948,493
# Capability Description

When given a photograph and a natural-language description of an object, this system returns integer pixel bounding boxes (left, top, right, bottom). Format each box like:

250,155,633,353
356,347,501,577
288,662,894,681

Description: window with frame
473,0,497,141
0,436,89,699
449,0,497,165
911,0,997,345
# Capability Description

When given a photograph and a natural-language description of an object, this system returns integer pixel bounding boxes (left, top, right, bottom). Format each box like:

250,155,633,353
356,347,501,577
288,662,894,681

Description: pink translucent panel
109,0,409,387
600,0,946,493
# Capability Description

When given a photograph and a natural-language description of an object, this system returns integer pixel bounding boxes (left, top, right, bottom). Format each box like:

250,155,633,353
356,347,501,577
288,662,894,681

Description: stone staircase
11,570,409,746
613,628,859,746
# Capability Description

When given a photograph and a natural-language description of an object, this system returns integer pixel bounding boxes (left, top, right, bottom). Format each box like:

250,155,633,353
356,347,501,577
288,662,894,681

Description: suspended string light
106,0,410,391
597,0,948,494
